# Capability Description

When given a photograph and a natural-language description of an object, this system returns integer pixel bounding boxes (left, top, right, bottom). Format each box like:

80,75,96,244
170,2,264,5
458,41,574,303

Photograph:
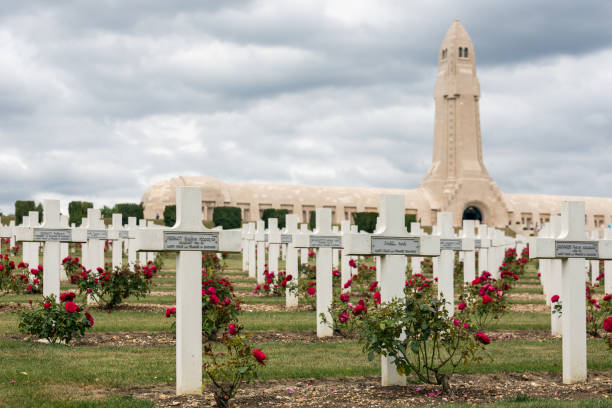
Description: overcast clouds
1,0,611,213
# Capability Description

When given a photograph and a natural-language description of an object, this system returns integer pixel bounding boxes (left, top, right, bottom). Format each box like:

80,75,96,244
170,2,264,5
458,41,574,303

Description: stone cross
241,224,249,272
254,220,266,284
339,220,352,289
283,215,299,307
147,221,158,264
22,213,40,269
604,228,612,294
107,214,127,268
332,225,340,269
244,223,256,279
537,223,553,303
0,223,9,255
293,208,341,338
549,216,563,335
589,230,600,285
123,217,138,266
135,186,241,395
434,212,474,316
344,195,440,386
15,200,86,298
79,209,107,271
299,224,309,265
459,220,477,283
487,228,503,278
409,222,424,275
530,201,612,384
9,220,16,249
138,219,147,265
267,219,280,279
476,225,491,276
60,215,69,271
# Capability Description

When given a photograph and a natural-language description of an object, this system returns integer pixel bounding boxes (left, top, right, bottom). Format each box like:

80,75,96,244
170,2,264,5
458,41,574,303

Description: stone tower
419,20,508,227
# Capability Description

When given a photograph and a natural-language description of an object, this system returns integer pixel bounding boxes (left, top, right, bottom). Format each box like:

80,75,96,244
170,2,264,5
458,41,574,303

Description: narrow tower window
464,47,469,57
458,47,462,57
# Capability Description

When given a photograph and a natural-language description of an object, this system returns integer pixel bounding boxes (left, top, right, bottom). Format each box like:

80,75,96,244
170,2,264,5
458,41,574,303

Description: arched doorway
462,206,482,222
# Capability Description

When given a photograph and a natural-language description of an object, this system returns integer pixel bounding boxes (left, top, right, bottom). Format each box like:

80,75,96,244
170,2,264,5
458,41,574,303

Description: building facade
142,21,612,231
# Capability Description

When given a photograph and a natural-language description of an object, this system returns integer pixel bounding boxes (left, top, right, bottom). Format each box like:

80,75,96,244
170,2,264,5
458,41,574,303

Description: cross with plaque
0,223,11,255
254,220,266,284
409,222,424,275
241,224,249,272
530,201,612,384
589,230,600,285
8,220,16,249
244,223,256,278
344,195,440,386
60,215,69,270
293,208,342,337
332,225,340,269
460,220,477,283
137,220,148,265
15,200,86,299
488,229,505,278
79,209,107,271
22,212,41,268
604,228,612,294
283,215,299,307
476,225,491,276
434,212,474,316
299,224,310,265
136,186,240,395
107,214,130,268
267,219,281,278
548,216,563,335
339,220,352,289
122,217,138,267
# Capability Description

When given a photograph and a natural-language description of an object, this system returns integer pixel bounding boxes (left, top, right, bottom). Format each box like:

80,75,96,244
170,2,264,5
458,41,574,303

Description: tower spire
419,21,508,226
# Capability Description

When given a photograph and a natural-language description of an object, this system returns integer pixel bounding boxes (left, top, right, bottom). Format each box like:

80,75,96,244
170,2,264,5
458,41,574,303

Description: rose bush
18,293,94,344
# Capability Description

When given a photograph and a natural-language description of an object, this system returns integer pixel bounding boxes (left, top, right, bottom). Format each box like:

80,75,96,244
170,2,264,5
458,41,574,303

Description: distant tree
112,203,144,225
163,205,176,227
101,205,113,219
261,209,290,229
308,211,316,230
35,202,44,223
213,207,242,229
68,201,93,226
352,212,379,233
405,214,417,229
15,200,36,225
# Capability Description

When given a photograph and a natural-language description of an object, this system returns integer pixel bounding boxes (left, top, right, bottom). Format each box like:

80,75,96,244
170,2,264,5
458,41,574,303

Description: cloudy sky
1,0,611,214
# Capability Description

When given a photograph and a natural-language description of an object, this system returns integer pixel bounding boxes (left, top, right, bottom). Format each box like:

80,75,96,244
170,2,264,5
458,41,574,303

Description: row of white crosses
531,201,612,384
135,186,241,395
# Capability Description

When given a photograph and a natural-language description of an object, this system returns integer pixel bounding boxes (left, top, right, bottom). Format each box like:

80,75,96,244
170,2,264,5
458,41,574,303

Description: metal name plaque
119,231,130,239
33,228,71,242
475,239,481,248
163,231,219,251
88,230,108,240
281,234,293,244
555,241,598,258
371,236,420,255
440,239,462,251
310,236,342,248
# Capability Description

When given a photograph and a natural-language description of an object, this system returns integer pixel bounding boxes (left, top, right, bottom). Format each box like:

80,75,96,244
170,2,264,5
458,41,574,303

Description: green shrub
261,209,289,229
18,293,94,344
213,207,241,229
352,212,378,233
112,203,144,225
15,200,36,225
308,211,316,230
163,205,176,227
405,214,416,227
68,201,93,226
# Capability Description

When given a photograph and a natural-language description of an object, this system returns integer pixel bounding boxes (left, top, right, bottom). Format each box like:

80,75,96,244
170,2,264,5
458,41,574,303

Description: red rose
458,301,466,310
339,311,350,323
482,295,492,305
253,349,267,365
285,274,293,281
343,280,352,289
209,294,220,305
472,277,481,286
307,287,316,296
60,292,77,302
228,323,238,335
551,295,560,303
165,307,176,318
263,284,270,291
369,281,378,292
603,317,612,333
475,332,490,344
352,300,366,316
349,259,356,268
26,284,33,292
85,312,94,327
224,298,231,306
332,269,340,277
64,301,79,313
373,291,381,304
43,302,51,309
30,268,39,276
604,294,611,302
340,293,349,303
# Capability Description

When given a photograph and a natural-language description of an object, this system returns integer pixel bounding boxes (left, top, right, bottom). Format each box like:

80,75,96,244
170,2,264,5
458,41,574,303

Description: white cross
267,218,281,279
459,220,477,283
121,217,138,267
549,216,563,336
254,220,267,284
138,219,147,265
241,224,249,272
243,223,256,279
15,200,86,299
589,230,600,285
604,228,612,294
135,186,241,396
21,212,41,269
283,215,299,307
487,228,504,278
79,209,107,271
293,208,342,338
409,222,424,275
344,195,440,387
0,223,10,255
529,201,612,384
107,214,130,269
332,225,340,270
476,225,491,276
59,215,69,276
299,224,310,265
434,212,474,316
339,220,352,289
9,220,16,249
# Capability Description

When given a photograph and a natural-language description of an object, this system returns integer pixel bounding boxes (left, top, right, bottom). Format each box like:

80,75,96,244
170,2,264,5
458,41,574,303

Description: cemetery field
0,253,610,407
